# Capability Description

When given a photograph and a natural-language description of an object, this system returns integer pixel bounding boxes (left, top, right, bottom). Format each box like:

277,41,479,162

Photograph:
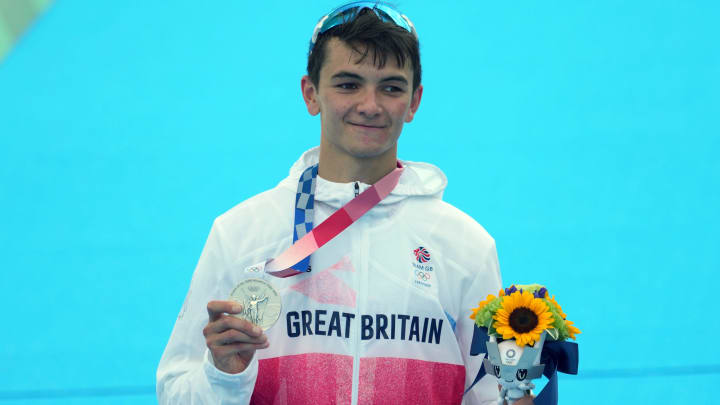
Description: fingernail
231,304,242,313
253,325,262,334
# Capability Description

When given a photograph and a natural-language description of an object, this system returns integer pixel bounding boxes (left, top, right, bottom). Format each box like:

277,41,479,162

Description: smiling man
303,36,421,185
157,2,525,404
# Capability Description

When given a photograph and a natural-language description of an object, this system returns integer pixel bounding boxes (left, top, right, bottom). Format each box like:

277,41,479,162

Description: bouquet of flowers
467,284,580,405
470,284,580,346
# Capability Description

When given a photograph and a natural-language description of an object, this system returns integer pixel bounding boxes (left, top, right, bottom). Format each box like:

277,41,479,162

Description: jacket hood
278,147,447,208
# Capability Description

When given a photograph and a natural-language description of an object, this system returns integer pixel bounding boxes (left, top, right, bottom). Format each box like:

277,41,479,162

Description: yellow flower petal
565,319,582,340
469,294,498,319
547,295,567,319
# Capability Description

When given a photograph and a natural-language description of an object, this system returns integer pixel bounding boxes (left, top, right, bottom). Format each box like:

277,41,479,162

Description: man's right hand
204,300,270,374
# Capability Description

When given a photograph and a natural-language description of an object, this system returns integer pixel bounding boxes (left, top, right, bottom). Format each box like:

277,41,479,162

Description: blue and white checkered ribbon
292,164,318,272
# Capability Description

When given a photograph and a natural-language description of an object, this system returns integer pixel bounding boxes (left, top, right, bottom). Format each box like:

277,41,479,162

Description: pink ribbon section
265,163,403,278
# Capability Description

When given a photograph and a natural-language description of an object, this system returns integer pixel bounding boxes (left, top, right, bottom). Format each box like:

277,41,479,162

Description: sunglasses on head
309,1,417,51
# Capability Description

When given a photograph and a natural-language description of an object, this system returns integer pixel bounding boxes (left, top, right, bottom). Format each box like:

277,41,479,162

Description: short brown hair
307,8,421,93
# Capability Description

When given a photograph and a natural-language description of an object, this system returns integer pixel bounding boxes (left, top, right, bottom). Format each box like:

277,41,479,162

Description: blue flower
534,287,548,298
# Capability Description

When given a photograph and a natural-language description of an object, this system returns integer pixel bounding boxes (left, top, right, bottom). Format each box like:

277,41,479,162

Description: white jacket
157,147,502,404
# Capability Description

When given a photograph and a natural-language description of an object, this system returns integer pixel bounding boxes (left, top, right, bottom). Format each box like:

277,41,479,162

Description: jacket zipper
350,181,362,404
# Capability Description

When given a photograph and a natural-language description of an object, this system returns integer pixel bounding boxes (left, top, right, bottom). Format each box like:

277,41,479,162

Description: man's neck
317,145,398,184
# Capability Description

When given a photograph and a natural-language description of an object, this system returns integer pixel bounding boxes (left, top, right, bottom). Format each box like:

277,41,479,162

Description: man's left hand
510,396,534,405
498,386,534,405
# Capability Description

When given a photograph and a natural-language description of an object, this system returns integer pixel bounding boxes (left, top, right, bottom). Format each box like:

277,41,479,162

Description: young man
157,3,527,404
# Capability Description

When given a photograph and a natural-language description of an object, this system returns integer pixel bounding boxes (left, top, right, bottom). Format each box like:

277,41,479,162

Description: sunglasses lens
311,2,415,49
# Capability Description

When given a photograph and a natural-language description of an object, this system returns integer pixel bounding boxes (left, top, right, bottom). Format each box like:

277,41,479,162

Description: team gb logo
414,246,431,263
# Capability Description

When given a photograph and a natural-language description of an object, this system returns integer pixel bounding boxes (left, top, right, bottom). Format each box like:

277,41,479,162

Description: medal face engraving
229,279,281,331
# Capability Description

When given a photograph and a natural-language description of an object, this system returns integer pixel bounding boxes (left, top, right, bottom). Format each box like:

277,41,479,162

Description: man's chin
344,144,395,160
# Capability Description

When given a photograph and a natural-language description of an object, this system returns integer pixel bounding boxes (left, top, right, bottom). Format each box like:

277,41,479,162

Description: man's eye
383,86,404,93
337,83,358,90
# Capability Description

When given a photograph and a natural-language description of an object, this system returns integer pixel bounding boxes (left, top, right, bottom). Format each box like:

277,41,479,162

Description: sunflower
546,294,567,319
493,290,554,346
470,293,497,320
564,319,581,340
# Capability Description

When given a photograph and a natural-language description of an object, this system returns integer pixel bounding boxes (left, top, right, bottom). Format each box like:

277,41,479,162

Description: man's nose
356,89,382,117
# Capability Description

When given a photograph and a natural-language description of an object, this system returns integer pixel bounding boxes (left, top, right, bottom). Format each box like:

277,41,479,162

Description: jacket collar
278,147,447,208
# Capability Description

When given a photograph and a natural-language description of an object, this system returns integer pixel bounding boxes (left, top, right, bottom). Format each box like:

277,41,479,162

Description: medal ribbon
265,162,404,278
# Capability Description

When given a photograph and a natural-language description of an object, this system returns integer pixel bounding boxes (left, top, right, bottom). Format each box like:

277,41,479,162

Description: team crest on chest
411,246,434,288
413,246,430,263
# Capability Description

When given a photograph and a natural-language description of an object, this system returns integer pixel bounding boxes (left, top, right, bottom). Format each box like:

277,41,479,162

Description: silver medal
229,278,282,331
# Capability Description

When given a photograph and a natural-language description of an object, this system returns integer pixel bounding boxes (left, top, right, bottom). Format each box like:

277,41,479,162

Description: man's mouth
348,122,387,129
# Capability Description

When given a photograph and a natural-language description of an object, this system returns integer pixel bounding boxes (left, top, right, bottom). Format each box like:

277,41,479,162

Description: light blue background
1,1,718,403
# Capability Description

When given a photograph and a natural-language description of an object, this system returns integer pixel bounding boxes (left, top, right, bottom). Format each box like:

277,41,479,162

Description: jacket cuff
203,349,258,398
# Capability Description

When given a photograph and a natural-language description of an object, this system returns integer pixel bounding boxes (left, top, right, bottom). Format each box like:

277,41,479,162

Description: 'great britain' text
286,310,444,344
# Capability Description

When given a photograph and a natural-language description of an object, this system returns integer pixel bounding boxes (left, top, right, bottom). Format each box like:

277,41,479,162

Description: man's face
302,38,422,162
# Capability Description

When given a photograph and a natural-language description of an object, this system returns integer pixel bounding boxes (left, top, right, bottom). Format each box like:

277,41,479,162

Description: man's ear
404,83,423,123
301,75,320,116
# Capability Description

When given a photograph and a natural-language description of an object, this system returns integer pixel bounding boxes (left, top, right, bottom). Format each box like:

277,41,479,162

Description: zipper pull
354,182,360,197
